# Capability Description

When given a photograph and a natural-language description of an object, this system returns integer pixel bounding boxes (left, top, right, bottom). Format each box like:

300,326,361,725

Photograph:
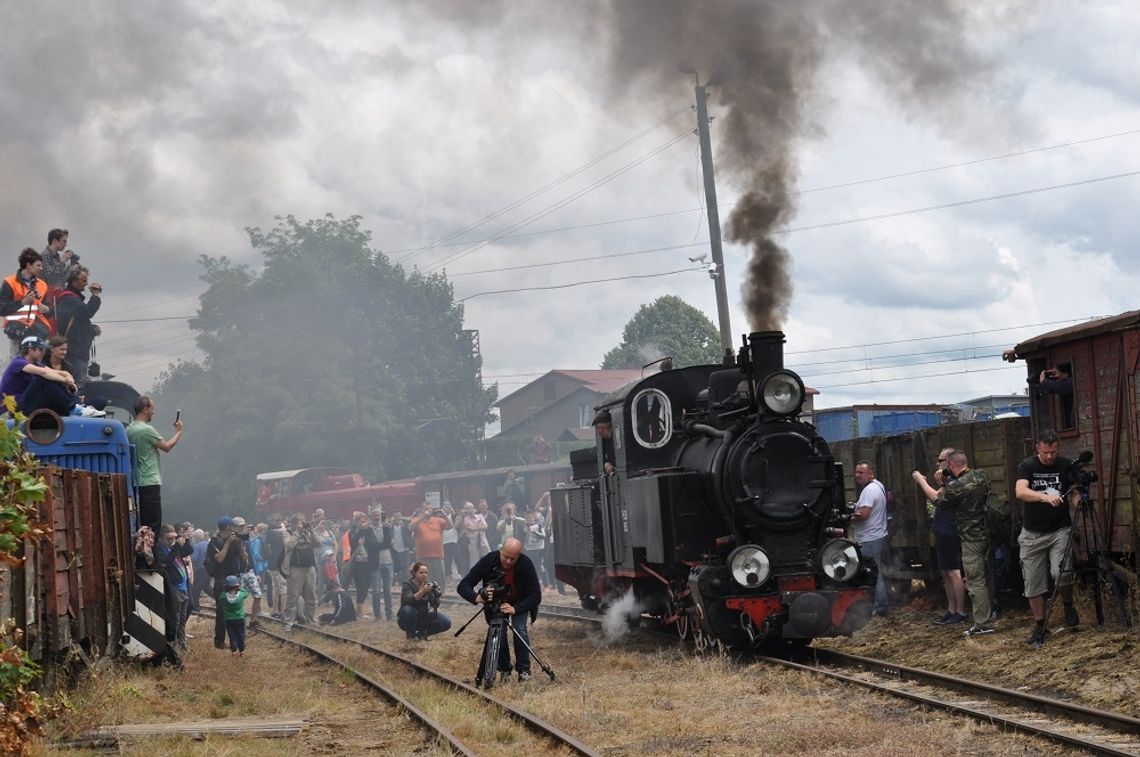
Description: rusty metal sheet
1014,309,1140,356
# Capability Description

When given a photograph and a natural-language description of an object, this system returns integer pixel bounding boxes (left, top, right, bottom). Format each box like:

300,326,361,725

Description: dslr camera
426,581,443,610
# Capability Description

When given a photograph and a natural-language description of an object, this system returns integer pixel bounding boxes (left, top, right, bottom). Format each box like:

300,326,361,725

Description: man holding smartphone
127,395,185,532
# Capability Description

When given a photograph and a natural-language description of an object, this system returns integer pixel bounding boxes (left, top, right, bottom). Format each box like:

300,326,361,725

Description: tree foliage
153,214,497,520
601,295,722,369
0,397,62,755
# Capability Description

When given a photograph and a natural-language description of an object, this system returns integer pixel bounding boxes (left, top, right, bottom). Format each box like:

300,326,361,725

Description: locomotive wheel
666,585,695,640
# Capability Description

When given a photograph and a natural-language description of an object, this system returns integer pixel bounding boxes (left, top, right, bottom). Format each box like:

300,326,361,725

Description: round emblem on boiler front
631,388,672,449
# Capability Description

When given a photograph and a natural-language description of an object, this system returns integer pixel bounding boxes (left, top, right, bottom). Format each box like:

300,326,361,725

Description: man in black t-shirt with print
1015,429,1080,647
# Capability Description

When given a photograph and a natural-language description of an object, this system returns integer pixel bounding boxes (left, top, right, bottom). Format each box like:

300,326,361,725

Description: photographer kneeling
398,561,451,640
457,537,542,683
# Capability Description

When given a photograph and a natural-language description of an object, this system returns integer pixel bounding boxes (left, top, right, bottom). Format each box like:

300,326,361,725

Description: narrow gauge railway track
201,608,598,757
759,647,1140,756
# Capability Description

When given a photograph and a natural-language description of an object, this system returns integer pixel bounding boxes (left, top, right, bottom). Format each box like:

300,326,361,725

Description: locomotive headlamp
819,539,861,582
760,371,805,416
728,545,771,588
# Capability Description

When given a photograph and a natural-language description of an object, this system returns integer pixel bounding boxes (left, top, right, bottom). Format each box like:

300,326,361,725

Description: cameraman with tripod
1016,430,1081,647
457,537,543,684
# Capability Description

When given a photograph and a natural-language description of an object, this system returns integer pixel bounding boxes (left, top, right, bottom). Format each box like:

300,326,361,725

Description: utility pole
692,75,734,355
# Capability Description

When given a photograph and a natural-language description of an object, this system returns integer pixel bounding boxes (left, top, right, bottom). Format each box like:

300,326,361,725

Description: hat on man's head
224,575,240,588
232,516,247,527
592,409,612,426
217,516,236,529
20,335,46,350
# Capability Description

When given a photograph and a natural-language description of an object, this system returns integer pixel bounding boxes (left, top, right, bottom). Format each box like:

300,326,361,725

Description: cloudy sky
3,1,1137,429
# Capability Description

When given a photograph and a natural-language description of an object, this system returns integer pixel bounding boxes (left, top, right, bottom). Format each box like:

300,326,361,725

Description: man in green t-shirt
126,395,184,532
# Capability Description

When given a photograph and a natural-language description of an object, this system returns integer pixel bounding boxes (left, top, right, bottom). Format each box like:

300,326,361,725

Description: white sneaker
77,405,106,418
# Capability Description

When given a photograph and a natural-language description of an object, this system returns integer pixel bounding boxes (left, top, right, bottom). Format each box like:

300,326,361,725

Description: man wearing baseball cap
230,517,264,627
206,517,249,650
0,335,91,415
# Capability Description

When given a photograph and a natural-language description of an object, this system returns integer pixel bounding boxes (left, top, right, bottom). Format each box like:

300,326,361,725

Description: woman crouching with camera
397,561,451,640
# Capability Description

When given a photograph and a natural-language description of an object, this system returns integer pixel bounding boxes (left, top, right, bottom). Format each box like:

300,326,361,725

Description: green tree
153,214,497,521
601,295,722,369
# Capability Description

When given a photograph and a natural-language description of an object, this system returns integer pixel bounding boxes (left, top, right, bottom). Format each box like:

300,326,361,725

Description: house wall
498,386,604,440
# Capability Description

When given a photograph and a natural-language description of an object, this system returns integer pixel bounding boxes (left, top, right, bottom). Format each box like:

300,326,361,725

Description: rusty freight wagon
1007,309,1140,619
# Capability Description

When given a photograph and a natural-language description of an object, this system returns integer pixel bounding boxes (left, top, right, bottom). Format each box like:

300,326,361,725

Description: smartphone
175,410,181,423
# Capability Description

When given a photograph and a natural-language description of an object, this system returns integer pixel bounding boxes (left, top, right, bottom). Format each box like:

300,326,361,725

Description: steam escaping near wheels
602,591,645,643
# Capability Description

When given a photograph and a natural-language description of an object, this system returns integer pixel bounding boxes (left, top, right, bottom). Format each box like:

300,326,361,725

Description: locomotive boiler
551,331,875,648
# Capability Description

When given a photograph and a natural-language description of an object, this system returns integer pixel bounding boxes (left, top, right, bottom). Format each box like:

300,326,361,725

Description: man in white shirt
850,460,890,617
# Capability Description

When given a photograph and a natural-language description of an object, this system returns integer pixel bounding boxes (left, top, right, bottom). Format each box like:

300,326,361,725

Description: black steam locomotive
551,331,875,648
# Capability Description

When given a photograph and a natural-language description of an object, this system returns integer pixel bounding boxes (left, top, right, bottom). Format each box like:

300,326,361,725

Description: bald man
457,537,543,682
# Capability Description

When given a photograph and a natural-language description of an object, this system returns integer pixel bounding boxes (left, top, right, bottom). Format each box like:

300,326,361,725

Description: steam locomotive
551,331,875,648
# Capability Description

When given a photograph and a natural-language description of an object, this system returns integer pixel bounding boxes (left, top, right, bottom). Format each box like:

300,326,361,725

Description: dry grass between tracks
33,615,438,756
321,601,1072,755
35,584,1126,756
816,587,1139,719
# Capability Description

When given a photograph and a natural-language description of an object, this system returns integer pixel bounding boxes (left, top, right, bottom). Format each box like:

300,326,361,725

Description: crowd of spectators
132,490,564,667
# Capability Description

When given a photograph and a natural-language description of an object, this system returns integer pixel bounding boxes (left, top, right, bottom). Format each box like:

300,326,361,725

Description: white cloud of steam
601,590,645,642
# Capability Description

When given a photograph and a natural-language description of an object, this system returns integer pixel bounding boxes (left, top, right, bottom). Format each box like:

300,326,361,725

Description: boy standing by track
220,575,250,656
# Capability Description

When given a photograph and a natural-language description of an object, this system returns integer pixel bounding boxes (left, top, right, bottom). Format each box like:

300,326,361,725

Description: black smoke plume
592,1,1004,330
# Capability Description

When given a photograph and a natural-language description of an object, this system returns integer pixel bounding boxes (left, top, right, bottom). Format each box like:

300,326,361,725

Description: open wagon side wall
4,467,134,683
831,417,1032,583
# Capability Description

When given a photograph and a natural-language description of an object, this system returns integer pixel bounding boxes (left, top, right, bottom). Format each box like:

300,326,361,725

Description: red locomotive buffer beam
724,576,871,639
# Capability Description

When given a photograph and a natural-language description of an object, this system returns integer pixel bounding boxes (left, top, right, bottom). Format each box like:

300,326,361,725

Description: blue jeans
397,605,451,638
225,619,246,652
860,535,891,614
499,612,531,674
371,564,394,619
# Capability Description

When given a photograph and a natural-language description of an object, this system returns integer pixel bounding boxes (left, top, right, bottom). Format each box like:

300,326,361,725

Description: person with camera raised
206,516,250,650
281,513,320,628
457,537,542,683
913,450,995,636
1,248,53,357
52,266,101,387
397,561,451,640
1016,429,1081,647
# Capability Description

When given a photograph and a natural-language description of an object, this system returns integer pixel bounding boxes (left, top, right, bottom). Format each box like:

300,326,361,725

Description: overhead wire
458,266,705,302
395,105,690,262
425,130,694,273
388,126,1140,251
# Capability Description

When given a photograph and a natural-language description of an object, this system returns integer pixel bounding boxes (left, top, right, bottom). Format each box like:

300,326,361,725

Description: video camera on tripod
477,572,508,614
1066,450,1098,499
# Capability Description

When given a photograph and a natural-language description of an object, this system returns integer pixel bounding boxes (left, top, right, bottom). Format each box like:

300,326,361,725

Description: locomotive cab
552,331,875,648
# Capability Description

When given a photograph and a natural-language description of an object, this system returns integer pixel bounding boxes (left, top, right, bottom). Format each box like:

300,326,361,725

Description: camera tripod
456,604,556,689
1040,485,1131,644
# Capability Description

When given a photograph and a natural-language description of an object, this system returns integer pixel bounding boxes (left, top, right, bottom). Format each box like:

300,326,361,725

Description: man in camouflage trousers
914,449,995,636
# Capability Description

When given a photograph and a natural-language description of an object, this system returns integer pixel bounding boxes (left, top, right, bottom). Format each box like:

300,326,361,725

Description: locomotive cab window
631,389,672,449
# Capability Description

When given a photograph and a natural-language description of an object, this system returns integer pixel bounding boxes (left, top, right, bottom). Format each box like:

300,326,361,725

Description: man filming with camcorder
457,537,542,683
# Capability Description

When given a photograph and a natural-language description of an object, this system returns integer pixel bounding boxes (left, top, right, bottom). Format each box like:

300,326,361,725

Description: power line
395,105,690,262
446,241,705,278
813,363,1020,390
425,130,694,273
458,266,704,302
778,171,1140,236
390,127,1140,251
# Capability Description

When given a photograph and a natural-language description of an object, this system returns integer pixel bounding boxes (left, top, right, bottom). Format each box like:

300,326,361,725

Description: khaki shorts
1018,526,1073,598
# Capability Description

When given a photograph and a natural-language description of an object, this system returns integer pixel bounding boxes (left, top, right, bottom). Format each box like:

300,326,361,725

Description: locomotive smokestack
747,330,784,380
